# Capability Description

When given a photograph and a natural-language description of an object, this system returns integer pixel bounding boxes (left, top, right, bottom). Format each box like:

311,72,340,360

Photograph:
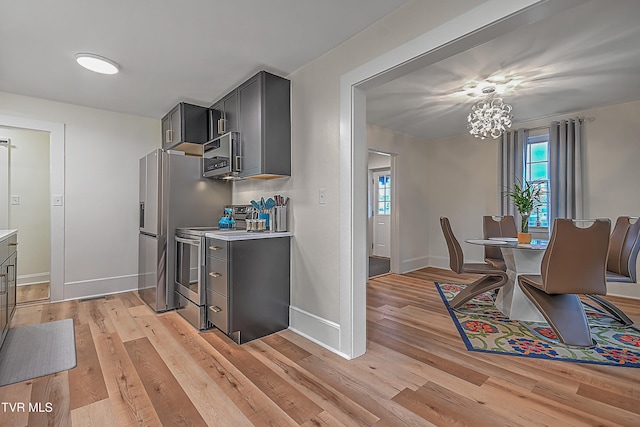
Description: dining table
465,238,549,322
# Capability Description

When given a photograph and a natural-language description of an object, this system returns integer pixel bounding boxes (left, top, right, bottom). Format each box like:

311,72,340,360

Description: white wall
367,125,430,273
2,127,51,285
233,0,484,352
423,99,640,299
0,91,159,300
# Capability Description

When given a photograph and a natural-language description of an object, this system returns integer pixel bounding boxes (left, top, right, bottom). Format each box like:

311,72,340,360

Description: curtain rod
523,116,594,133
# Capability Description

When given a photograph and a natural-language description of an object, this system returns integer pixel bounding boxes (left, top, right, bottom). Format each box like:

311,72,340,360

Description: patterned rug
435,282,640,367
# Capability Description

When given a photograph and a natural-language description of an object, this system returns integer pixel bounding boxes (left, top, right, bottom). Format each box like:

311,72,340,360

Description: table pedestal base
495,247,546,322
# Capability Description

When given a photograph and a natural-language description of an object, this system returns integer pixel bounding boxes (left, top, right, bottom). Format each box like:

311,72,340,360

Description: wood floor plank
2,267,639,426
28,372,71,427
0,378,32,426
86,300,163,427
114,291,145,308
40,300,78,324
71,398,117,427
103,297,146,343
157,312,297,427
10,303,45,327
124,337,208,427
68,322,109,410
200,328,325,425
131,309,253,426
577,382,640,416
136,312,255,426
294,352,438,426
247,338,380,426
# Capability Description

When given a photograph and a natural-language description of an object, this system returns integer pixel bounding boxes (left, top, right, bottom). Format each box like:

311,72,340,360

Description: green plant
505,178,542,233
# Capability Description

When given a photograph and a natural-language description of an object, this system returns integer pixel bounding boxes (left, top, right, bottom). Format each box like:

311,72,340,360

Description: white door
373,170,391,258
0,139,9,229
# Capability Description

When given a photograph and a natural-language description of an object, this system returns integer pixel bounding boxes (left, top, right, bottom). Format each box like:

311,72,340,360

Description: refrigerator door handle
139,202,145,228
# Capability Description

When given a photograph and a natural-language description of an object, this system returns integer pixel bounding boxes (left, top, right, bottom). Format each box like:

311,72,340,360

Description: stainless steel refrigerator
138,149,230,312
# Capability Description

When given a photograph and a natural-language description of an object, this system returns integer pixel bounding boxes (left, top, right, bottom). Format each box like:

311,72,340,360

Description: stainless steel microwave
202,132,241,178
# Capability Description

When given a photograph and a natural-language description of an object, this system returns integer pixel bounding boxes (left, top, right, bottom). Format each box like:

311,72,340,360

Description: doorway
367,151,392,278
0,114,64,303
338,0,568,358
0,128,51,305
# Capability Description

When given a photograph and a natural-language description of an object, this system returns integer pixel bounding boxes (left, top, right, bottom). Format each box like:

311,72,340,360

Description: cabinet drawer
206,238,228,259
0,240,7,265
207,289,229,333
206,256,228,296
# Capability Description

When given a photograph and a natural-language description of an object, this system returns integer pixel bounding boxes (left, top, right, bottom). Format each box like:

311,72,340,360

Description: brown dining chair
440,217,508,309
517,218,611,348
585,216,640,327
483,215,518,271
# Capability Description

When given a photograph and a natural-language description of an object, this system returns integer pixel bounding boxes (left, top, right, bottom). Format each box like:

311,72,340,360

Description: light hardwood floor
16,283,50,305
1,267,639,426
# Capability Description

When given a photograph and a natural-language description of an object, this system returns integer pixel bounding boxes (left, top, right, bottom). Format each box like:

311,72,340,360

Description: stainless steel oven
175,227,217,329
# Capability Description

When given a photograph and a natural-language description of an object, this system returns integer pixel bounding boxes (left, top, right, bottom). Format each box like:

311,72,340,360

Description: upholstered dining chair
585,216,640,327
482,215,518,271
439,217,508,309
517,218,611,348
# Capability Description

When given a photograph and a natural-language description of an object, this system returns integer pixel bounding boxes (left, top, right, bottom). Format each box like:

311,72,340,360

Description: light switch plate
319,188,327,205
10,195,20,205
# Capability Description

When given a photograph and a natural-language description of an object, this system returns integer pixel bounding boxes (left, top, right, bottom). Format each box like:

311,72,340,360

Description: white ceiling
0,0,408,119
366,0,640,141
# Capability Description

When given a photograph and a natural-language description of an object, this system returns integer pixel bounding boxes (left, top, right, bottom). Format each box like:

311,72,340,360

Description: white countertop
205,229,293,241
0,229,18,241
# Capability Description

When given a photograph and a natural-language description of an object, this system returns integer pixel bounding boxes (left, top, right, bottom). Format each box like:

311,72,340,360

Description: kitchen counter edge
205,230,293,241
0,229,18,241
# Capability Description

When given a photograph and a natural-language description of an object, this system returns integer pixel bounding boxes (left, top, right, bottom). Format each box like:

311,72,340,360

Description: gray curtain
498,128,528,218
549,118,583,226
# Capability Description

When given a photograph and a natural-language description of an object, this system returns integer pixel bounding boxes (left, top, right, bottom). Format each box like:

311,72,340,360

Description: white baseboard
17,272,50,286
427,256,450,270
606,282,640,300
289,305,345,356
62,273,137,301
399,256,429,274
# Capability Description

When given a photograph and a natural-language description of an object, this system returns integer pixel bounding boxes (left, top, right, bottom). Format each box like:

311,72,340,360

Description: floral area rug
435,282,640,367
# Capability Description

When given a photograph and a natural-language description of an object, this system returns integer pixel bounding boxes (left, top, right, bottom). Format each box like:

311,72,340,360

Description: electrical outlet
319,188,327,205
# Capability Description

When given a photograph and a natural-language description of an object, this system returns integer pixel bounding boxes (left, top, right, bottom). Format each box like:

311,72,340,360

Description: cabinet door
222,92,238,133
161,116,172,148
170,106,182,144
7,253,16,319
0,259,7,340
209,101,223,140
238,76,262,177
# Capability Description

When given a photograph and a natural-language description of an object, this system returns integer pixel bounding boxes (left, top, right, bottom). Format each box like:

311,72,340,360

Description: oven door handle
175,236,201,246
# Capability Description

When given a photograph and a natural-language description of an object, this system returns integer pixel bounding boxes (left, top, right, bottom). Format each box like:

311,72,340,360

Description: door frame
338,0,583,359
0,114,65,302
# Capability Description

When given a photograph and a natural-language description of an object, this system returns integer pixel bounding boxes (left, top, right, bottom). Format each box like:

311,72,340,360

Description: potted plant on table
505,179,542,243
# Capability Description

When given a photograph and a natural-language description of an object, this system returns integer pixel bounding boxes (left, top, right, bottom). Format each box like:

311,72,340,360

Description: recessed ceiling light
75,53,119,75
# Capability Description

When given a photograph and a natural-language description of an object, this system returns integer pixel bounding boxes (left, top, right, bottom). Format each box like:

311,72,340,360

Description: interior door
373,170,391,258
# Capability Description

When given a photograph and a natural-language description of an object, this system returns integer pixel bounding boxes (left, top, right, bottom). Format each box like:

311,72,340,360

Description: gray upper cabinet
209,92,238,140
237,71,291,178
161,102,209,150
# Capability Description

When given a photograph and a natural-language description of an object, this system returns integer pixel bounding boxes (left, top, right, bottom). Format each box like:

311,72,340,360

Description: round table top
465,238,548,250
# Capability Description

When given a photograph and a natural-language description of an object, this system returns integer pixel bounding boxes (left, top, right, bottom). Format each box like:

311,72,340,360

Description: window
524,133,549,228
377,173,391,215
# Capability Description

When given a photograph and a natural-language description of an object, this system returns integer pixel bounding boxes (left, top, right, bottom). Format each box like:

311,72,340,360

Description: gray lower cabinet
205,236,290,344
0,233,18,349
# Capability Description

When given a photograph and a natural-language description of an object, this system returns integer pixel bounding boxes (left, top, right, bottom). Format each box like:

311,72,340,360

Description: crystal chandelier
467,86,513,139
